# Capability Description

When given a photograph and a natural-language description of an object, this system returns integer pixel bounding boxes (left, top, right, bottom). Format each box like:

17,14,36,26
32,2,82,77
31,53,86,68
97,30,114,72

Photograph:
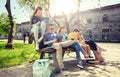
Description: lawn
0,41,40,69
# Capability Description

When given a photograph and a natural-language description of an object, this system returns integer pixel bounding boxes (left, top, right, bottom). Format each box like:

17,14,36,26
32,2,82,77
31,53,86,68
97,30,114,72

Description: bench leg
51,53,60,71
62,51,65,59
40,52,45,59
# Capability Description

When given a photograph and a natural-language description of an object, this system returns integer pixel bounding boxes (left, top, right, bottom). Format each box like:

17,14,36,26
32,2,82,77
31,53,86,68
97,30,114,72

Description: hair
49,23,54,27
73,29,80,32
45,8,49,11
58,26,65,33
30,6,42,22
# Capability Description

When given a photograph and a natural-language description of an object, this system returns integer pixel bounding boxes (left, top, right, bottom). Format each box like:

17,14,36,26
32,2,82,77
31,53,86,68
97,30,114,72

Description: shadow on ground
51,60,120,77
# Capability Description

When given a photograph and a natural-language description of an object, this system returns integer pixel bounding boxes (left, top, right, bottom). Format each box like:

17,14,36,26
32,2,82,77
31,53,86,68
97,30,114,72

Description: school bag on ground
33,59,52,77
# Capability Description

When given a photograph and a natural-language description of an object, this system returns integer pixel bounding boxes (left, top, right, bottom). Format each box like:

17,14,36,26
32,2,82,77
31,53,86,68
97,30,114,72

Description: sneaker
55,68,60,73
85,57,94,60
87,60,99,64
52,43,60,49
77,64,84,69
99,61,106,65
48,56,53,59
61,69,68,76
89,55,94,58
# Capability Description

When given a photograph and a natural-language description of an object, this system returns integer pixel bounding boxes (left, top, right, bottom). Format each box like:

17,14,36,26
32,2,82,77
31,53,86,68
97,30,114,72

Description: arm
31,16,41,27
32,21,41,26
79,35,86,44
44,39,57,45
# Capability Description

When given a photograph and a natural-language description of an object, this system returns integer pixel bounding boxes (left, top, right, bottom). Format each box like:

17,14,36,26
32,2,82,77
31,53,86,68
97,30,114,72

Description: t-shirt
30,16,49,31
61,34,67,41
32,16,40,24
67,32,79,40
43,32,57,47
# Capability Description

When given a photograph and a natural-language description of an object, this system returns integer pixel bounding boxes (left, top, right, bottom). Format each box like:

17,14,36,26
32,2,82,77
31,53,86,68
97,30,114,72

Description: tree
5,0,14,49
60,0,81,33
17,0,50,11
16,0,51,44
0,13,10,35
17,0,101,34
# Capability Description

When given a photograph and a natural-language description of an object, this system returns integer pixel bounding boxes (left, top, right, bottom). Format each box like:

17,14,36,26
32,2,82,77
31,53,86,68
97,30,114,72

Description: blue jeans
66,42,87,62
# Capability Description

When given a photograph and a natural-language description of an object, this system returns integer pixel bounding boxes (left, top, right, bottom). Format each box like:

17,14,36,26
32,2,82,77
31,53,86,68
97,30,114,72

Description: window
118,29,120,32
87,19,92,24
18,28,21,32
103,14,109,22
23,28,25,31
102,28,109,32
109,29,112,32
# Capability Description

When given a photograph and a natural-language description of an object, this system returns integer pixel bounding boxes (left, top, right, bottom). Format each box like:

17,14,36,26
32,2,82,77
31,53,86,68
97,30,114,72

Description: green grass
0,41,40,69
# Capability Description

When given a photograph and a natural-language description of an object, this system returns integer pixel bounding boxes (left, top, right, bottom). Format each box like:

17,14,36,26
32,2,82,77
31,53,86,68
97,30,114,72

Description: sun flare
50,0,77,16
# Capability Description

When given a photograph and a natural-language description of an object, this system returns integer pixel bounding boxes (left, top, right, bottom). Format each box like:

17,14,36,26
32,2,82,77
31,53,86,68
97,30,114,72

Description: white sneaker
36,44,39,50
61,69,68,76
77,64,84,69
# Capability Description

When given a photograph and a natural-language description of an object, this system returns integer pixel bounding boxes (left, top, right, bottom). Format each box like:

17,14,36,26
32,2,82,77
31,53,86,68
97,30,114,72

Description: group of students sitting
38,23,105,76
30,6,105,76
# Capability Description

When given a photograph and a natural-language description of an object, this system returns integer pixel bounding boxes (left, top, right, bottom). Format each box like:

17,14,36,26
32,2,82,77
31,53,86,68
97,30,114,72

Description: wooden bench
37,47,74,59
37,47,75,71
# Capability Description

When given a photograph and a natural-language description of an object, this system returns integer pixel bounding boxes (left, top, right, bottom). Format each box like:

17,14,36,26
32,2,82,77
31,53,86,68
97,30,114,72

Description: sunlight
56,0,73,14
50,0,77,16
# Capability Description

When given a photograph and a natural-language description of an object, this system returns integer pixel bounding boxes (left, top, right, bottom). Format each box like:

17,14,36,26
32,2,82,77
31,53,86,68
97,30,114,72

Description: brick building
15,21,30,40
54,4,120,42
15,4,120,42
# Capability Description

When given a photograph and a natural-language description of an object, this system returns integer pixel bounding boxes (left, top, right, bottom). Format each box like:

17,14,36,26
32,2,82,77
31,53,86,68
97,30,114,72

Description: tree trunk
76,0,81,28
5,0,14,49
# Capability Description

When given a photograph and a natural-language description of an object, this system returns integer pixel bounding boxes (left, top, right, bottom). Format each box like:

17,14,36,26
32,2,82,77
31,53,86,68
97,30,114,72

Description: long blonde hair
30,7,42,22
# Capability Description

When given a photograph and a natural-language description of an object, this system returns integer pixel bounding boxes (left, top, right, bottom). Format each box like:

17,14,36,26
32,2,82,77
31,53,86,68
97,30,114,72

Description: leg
38,21,46,43
56,47,65,69
40,52,45,59
86,40,104,62
59,40,74,47
82,44,93,57
69,42,87,62
32,26,39,50
51,53,60,72
53,44,68,75
93,49,105,62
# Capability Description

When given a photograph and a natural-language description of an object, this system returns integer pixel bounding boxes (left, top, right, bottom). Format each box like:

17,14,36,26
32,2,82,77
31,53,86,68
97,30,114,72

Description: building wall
15,22,30,40
15,4,120,42
54,4,120,42
87,6,120,41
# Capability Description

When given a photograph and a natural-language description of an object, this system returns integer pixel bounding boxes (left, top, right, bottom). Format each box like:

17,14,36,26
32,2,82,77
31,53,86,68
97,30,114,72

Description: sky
0,0,120,23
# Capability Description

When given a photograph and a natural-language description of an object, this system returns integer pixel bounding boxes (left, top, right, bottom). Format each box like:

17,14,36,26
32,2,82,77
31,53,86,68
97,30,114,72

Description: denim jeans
53,40,87,69
67,41,87,62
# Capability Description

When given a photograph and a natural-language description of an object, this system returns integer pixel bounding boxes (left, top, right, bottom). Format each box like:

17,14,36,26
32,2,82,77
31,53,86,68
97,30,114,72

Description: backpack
33,59,52,77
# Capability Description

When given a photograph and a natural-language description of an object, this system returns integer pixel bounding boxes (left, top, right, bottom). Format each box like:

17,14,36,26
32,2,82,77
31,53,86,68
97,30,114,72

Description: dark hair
73,29,80,32
30,6,42,22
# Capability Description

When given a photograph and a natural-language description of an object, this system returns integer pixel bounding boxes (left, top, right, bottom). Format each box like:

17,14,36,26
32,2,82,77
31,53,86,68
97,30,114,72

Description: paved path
0,43,120,77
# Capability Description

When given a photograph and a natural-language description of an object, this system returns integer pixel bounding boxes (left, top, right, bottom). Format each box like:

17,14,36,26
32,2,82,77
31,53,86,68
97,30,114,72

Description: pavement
0,42,120,77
